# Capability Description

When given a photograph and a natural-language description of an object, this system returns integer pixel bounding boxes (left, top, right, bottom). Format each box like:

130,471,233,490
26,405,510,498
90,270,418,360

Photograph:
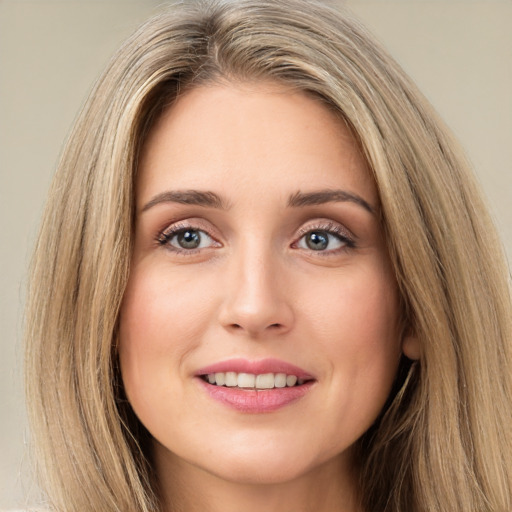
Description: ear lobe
402,333,421,360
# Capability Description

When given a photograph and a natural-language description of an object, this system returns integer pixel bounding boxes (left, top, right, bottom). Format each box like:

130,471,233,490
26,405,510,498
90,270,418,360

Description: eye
158,227,217,251
297,230,345,251
294,224,355,253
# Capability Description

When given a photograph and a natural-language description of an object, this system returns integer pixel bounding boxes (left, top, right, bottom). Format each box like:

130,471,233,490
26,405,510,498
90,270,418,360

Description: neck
154,444,361,512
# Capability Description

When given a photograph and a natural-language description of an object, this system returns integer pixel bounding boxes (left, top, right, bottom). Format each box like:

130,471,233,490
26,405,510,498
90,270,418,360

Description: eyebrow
287,189,375,214
141,190,230,212
141,188,375,214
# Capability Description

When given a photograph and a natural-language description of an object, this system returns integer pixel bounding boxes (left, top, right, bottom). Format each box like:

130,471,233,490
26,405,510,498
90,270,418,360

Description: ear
402,333,421,360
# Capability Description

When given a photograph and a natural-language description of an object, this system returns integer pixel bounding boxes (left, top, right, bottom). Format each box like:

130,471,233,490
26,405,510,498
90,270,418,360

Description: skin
119,82,418,512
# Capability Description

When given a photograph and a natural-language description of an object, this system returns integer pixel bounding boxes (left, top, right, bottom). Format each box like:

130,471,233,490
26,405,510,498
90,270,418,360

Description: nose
218,244,294,338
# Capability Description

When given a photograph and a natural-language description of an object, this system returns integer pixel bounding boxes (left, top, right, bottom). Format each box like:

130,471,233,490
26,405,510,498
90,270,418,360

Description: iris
305,231,329,251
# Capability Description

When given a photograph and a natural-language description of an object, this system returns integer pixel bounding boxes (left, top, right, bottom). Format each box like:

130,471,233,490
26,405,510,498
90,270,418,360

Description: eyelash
156,221,218,255
293,221,356,254
156,220,356,255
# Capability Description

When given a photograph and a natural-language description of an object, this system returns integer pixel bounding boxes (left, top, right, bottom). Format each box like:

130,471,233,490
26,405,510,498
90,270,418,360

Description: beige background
1,0,510,508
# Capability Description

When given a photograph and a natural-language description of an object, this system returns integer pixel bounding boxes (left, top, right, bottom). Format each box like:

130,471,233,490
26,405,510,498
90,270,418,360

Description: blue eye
160,228,215,251
297,229,350,252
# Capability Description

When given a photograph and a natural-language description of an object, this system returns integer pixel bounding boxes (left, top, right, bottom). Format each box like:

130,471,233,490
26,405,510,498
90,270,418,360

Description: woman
24,0,512,511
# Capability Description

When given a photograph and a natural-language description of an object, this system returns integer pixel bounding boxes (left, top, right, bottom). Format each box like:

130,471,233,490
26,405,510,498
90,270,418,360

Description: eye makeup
154,216,356,259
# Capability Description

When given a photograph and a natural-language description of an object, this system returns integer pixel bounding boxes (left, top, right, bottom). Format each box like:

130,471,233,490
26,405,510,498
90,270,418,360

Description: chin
186,433,345,487
208,454,311,485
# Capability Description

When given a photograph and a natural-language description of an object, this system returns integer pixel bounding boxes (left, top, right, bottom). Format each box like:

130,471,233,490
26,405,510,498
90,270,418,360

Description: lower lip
198,378,315,413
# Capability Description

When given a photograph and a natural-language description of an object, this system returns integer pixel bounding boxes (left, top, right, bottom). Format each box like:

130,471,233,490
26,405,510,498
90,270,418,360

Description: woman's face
119,82,413,486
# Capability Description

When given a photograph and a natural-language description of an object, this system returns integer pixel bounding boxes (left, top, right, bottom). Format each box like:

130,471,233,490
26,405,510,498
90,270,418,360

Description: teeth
204,372,308,389
274,373,287,388
255,373,274,389
286,375,298,387
237,373,255,388
225,372,237,387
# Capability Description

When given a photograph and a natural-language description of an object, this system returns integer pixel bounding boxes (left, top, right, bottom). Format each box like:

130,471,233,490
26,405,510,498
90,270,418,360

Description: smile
201,372,307,389
195,358,316,413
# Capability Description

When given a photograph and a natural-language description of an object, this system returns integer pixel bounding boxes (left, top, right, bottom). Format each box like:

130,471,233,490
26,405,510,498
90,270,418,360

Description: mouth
195,358,316,413
199,372,311,390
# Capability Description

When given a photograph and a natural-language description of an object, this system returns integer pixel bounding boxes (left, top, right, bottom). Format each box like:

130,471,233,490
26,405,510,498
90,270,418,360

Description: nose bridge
219,235,293,336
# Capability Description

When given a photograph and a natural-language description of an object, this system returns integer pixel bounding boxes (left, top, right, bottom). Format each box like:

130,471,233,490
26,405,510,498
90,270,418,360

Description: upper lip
195,358,314,380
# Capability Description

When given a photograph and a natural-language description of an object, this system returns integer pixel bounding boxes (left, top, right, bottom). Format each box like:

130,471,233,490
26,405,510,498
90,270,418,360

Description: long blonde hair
25,1,512,511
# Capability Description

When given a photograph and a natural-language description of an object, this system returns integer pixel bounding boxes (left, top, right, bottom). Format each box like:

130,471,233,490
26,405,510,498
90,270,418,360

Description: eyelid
292,219,356,251
295,220,354,239
156,219,222,251
155,217,355,255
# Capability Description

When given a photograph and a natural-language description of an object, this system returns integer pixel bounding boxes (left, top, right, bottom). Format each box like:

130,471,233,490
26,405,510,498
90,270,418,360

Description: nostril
228,322,283,333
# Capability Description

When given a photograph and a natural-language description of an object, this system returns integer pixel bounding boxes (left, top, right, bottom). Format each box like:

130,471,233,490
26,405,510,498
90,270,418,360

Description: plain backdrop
1,0,511,508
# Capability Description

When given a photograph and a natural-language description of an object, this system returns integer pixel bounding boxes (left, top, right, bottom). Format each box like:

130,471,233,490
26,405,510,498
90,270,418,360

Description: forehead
137,82,377,208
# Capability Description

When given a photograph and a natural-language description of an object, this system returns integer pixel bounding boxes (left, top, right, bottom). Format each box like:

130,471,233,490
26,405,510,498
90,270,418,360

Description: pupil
178,230,200,249
306,231,328,250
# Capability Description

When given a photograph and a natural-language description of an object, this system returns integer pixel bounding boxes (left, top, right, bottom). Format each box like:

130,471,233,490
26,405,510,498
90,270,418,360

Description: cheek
341,276,401,376
303,265,401,353
347,279,401,354
118,264,215,414
120,263,215,351
298,265,402,425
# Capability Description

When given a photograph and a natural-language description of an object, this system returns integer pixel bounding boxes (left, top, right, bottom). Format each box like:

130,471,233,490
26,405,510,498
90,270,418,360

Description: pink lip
195,357,314,380
195,358,316,413
198,379,315,413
